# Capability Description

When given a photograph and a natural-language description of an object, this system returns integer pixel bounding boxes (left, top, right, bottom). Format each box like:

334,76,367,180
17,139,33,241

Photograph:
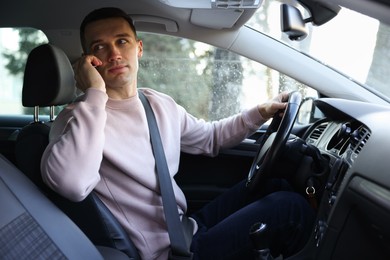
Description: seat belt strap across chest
138,90,193,260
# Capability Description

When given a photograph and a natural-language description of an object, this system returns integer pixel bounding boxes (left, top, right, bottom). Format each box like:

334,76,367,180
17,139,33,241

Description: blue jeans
190,179,315,259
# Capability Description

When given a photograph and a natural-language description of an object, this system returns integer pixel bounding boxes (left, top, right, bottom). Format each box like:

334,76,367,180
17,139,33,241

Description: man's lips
108,65,127,73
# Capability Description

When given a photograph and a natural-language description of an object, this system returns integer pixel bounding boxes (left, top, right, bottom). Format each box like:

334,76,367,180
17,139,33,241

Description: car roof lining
325,0,390,25
0,0,257,30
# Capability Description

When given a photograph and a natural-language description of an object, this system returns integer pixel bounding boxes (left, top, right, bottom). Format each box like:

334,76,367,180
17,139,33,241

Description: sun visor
190,9,244,29
159,0,262,29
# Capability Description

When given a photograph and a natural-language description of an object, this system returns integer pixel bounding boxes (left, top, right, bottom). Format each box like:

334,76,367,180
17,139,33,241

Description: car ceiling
0,0,258,60
326,0,390,25
1,0,388,60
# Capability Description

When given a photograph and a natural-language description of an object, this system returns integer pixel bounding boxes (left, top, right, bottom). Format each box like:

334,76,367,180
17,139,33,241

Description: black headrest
22,44,76,107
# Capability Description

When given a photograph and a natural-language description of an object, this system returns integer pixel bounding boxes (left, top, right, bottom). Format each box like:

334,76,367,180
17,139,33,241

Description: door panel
0,115,34,163
176,123,310,214
176,137,260,214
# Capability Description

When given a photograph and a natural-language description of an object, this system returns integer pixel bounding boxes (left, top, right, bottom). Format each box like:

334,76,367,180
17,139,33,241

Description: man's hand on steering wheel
257,91,289,121
247,91,302,193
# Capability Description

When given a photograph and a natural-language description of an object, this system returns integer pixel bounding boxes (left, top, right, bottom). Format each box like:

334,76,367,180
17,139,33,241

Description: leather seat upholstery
0,154,105,259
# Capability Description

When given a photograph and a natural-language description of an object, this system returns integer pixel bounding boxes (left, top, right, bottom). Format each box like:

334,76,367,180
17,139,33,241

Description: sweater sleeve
41,88,108,202
180,105,268,157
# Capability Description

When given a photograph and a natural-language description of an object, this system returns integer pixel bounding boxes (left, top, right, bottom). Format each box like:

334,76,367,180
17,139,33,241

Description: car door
0,115,32,164
176,135,259,214
176,123,311,214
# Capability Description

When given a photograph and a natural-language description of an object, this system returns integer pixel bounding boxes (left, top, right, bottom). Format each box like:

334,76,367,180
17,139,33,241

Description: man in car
41,7,314,260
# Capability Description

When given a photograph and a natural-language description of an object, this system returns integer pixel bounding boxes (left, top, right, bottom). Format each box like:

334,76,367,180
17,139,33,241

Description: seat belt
139,90,193,260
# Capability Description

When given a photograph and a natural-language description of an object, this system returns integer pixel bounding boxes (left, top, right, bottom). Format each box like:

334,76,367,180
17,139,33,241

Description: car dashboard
298,98,390,259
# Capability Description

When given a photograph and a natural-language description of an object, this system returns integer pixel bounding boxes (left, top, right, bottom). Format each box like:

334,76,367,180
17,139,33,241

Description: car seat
15,43,75,190
14,43,140,259
0,153,130,259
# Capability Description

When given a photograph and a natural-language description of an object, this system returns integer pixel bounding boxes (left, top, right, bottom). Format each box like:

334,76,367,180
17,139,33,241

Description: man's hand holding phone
73,55,105,93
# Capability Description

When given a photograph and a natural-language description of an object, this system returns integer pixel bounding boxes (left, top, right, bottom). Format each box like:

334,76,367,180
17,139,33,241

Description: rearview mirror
280,4,308,41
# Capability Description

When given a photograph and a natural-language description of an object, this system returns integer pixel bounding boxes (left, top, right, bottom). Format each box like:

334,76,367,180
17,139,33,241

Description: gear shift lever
250,222,273,260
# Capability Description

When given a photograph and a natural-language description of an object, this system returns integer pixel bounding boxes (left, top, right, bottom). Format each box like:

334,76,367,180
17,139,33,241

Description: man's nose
108,45,121,62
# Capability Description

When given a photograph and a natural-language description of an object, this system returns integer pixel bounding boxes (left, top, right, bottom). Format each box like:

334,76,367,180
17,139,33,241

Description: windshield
246,0,390,99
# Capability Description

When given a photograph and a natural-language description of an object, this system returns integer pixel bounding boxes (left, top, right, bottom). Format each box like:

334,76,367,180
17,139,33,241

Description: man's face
84,17,143,90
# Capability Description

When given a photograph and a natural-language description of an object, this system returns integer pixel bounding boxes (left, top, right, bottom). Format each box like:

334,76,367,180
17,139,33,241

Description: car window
246,0,390,100
138,32,318,122
0,29,317,121
0,28,48,115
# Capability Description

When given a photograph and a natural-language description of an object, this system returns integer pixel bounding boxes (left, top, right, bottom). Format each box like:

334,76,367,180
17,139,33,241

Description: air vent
308,122,328,142
350,126,371,155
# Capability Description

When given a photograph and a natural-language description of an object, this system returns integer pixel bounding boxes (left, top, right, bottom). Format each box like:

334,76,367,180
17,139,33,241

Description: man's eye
118,39,128,45
92,44,104,52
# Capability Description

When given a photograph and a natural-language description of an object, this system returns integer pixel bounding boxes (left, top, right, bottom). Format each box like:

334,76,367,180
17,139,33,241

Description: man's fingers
279,91,290,102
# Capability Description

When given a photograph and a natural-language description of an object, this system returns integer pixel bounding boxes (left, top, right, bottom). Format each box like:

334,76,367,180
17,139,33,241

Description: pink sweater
41,88,267,259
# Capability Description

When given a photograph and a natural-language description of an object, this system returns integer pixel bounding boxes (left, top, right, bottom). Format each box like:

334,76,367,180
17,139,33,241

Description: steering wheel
246,91,302,193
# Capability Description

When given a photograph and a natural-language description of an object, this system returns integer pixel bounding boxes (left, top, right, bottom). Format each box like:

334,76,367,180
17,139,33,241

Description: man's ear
137,40,143,58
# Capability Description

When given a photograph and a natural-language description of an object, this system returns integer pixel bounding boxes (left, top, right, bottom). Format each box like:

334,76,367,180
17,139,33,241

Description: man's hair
80,7,137,53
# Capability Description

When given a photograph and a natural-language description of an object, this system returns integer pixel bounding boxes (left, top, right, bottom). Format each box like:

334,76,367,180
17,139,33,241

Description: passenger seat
0,154,129,259
15,43,75,191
